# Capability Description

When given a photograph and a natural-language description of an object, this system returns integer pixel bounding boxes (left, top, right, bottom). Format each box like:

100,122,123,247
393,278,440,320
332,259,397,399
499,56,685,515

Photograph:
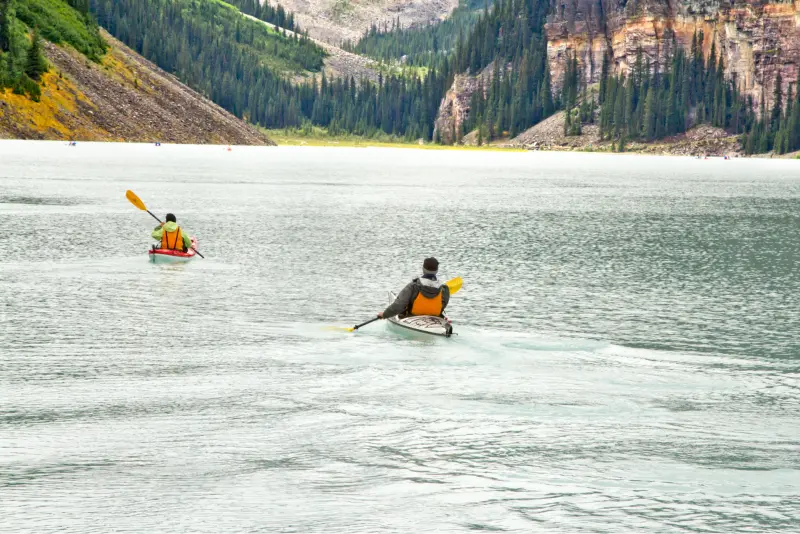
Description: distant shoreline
264,130,523,152
264,129,800,159
2,138,797,159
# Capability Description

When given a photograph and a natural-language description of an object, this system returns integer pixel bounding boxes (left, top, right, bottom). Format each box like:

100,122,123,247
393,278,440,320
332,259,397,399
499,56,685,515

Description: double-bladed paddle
125,190,205,258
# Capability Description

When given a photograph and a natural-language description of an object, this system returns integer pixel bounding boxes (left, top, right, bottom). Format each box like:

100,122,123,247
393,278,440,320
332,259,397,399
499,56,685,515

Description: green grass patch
265,125,522,151
16,0,106,61
372,61,429,80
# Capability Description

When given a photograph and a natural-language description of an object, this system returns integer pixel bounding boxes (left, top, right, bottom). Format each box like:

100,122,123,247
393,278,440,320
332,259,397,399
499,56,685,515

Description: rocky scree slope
273,0,460,44
0,31,273,145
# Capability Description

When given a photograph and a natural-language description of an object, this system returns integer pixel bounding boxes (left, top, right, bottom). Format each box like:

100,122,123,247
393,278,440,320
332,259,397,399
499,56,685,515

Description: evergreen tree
25,27,47,81
643,83,656,140
613,76,626,137
599,52,609,103
0,0,15,52
540,65,553,116
1,0,26,86
771,70,783,133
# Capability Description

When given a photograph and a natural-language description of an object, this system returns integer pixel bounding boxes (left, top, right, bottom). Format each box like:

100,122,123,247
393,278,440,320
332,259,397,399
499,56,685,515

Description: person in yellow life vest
378,257,450,319
151,213,193,252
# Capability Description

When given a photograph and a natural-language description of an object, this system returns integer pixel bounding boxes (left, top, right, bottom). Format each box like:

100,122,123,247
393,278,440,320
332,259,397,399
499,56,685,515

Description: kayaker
379,257,450,319
151,213,193,252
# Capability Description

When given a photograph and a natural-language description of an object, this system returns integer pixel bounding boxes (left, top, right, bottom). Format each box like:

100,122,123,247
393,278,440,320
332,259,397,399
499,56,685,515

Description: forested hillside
224,0,300,34
591,39,754,146
343,0,489,68
0,0,271,143
92,0,323,125
440,0,555,142
92,0,451,139
1,0,84,99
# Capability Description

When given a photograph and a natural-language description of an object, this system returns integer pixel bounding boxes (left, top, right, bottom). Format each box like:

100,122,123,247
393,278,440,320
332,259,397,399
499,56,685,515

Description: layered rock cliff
545,0,800,108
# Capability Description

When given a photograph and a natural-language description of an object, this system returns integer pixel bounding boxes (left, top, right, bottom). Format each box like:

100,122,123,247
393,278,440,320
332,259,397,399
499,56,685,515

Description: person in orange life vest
378,257,451,319
151,213,193,252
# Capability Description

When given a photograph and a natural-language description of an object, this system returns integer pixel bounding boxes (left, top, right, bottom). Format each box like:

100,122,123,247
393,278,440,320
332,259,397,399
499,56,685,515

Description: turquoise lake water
1,141,798,532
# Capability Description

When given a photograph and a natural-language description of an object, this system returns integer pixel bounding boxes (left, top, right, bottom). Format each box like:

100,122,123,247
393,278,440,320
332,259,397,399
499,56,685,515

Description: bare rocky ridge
0,31,274,145
271,0,459,45
506,111,741,156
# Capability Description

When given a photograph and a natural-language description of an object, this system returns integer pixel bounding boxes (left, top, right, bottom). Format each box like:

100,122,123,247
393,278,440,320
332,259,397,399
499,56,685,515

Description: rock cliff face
545,0,800,108
432,70,488,144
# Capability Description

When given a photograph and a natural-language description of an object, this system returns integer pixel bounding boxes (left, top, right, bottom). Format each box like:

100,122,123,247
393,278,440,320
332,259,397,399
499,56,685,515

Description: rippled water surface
1,141,799,533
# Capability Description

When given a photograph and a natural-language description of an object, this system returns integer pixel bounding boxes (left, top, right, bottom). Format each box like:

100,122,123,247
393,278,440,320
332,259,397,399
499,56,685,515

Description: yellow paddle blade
323,326,355,333
446,277,463,294
125,190,147,211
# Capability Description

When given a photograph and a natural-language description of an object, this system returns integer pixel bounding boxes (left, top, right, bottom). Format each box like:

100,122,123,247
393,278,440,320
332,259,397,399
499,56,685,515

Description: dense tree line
588,34,754,151
224,0,300,34
0,0,51,100
744,69,800,154
343,0,489,69
92,0,322,74
454,0,554,142
308,69,451,140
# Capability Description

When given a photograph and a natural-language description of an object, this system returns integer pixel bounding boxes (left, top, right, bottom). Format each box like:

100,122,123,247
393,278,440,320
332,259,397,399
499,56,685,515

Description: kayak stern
148,237,198,264
386,291,454,338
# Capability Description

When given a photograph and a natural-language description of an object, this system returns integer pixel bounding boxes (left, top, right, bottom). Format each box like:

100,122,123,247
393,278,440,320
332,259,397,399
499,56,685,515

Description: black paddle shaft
353,316,381,331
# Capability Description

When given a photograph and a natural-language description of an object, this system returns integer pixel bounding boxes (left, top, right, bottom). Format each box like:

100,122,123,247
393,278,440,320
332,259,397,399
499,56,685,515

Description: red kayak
149,237,198,264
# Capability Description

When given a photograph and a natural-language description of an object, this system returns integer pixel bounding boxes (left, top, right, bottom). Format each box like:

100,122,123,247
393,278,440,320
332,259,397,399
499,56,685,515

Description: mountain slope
0,30,273,144
274,0,460,44
241,14,379,82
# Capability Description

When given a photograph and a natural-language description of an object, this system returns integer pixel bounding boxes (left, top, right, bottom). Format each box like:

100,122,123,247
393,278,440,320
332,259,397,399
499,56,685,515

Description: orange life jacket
409,288,444,316
161,226,185,251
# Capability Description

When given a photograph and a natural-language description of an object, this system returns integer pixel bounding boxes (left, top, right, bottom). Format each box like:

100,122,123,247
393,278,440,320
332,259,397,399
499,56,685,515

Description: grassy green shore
264,126,523,151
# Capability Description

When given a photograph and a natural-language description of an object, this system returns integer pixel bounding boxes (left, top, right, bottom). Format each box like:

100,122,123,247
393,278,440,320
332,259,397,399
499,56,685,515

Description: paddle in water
125,190,205,258
330,277,463,333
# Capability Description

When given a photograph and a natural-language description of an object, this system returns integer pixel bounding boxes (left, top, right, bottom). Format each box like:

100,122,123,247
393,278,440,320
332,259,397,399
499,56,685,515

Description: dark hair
166,213,176,223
